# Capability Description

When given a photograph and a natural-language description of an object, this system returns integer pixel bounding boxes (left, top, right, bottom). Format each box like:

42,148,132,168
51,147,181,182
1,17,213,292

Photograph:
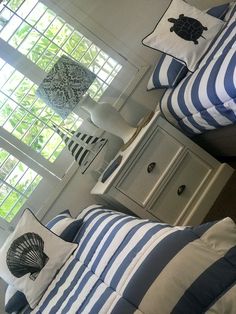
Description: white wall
0,279,7,313
0,0,228,311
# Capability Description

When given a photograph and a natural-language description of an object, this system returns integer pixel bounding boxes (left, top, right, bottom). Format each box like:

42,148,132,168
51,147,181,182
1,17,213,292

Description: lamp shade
36,55,96,119
53,125,107,173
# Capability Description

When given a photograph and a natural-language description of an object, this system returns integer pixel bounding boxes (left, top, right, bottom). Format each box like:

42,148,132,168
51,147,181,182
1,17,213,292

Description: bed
146,2,236,157
159,2,236,133
1,205,236,314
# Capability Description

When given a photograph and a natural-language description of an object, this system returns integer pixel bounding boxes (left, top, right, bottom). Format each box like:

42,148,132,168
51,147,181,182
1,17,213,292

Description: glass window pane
0,155,18,181
20,120,43,145
49,144,63,162
72,37,92,60
44,16,64,40
8,22,31,48
0,64,15,88
0,149,9,167
6,162,27,187
27,36,50,62
0,185,13,216
0,99,17,126
0,93,8,110
15,168,37,193
0,14,22,41
80,44,100,66
11,78,34,102
24,174,41,197
4,106,26,133
1,71,24,96
7,0,25,12
13,112,36,140
53,24,73,47
35,9,56,33
26,2,47,26
18,28,41,55
63,31,82,54
36,50,55,71
0,7,13,29
16,0,38,19
5,196,26,222
41,133,62,159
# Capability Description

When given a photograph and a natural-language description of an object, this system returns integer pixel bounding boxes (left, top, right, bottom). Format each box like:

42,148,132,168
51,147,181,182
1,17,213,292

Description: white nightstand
91,111,234,225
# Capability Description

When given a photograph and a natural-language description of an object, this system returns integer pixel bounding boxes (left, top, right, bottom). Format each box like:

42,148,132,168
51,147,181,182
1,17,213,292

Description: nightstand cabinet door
116,128,183,207
149,152,212,225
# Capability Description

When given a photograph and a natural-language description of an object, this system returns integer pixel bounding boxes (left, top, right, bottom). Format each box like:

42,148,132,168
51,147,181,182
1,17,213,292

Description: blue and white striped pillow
46,210,83,242
147,54,188,90
207,3,230,20
45,210,71,229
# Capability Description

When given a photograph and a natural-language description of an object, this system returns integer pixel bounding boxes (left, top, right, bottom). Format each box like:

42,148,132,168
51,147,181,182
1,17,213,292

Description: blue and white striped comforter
160,4,236,136
32,206,236,314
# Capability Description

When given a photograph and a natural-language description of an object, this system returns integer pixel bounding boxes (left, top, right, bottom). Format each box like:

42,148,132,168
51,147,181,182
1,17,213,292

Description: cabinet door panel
117,128,183,206
149,152,212,224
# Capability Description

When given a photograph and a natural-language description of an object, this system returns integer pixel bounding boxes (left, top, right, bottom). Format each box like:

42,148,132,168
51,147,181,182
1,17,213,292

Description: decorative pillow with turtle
142,0,225,71
0,209,77,309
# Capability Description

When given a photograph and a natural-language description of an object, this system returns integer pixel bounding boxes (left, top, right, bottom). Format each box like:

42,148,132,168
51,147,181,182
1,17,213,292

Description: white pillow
142,0,225,71
0,209,77,309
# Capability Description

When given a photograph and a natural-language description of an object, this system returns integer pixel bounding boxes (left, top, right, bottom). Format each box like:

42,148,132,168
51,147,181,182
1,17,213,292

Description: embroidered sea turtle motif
168,14,208,44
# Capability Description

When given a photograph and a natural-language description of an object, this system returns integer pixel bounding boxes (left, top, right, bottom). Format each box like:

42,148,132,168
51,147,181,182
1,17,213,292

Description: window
0,0,125,229
0,0,122,99
0,147,41,222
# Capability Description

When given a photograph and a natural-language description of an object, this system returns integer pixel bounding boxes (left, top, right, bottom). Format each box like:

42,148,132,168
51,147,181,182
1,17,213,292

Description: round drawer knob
177,185,186,196
147,162,156,173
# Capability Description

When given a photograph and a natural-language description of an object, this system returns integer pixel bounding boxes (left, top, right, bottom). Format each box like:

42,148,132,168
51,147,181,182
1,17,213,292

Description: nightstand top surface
91,110,161,195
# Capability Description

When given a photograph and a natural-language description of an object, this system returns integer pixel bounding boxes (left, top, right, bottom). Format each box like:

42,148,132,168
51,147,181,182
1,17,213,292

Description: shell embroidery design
7,233,49,281
168,14,208,44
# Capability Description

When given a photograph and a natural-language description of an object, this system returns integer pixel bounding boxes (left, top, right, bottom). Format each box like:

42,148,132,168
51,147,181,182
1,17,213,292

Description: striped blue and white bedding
32,205,236,314
160,3,236,136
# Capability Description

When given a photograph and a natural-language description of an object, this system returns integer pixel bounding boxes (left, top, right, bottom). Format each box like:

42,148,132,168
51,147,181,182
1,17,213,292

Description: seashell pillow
142,0,225,71
0,209,77,309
